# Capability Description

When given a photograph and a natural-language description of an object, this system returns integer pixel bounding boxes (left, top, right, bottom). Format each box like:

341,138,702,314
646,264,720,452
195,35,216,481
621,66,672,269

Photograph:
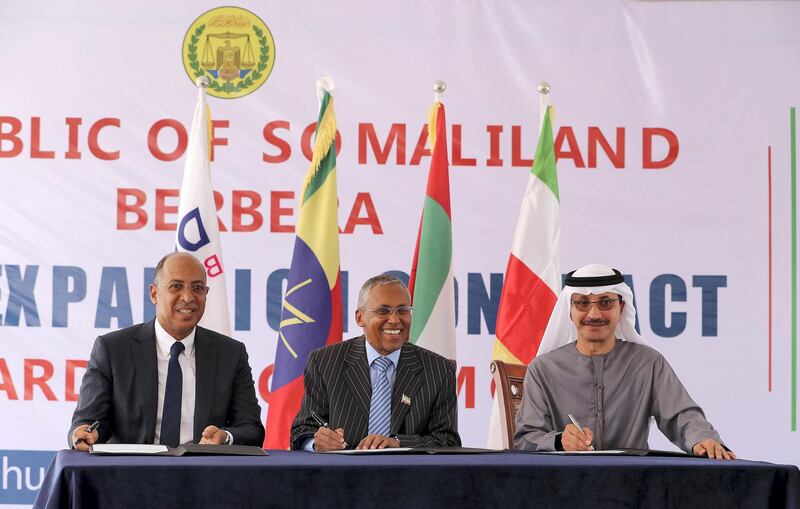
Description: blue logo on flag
177,207,210,251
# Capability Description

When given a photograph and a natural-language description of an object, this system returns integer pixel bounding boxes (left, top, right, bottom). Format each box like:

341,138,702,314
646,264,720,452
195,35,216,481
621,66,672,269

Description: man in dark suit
290,275,460,451
69,252,264,449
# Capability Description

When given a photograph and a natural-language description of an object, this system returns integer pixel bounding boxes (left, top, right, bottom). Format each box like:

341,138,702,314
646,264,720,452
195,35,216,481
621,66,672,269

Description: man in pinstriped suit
290,275,461,451
69,253,264,449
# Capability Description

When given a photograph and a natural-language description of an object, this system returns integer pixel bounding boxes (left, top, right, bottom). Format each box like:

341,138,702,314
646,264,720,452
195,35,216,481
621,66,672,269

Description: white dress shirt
153,319,197,445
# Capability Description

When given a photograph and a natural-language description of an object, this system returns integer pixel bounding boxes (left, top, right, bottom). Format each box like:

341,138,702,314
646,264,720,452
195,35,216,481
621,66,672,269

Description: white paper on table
90,444,169,454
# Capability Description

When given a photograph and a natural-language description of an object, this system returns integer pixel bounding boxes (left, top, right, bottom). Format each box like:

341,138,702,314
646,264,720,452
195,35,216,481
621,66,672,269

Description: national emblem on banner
182,6,276,99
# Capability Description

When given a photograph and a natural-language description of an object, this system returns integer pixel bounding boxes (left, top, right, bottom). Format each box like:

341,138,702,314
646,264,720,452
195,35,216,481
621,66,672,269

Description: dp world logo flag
175,80,231,336
182,6,276,99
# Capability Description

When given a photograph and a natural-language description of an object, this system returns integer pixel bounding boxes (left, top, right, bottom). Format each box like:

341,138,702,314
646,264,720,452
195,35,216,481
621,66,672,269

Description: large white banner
1,0,799,503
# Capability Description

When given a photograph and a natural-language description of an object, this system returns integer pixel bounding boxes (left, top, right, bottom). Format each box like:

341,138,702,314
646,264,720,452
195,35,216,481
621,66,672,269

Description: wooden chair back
489,360,528,450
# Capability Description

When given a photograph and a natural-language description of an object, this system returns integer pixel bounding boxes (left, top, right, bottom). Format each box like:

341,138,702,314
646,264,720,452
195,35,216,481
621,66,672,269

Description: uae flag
408,101,456,360
488,105,560,447
264,81,343,448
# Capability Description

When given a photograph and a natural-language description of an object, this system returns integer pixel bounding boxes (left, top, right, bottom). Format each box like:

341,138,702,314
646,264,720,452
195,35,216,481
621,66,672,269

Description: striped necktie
368,356,393,436
160,341,185,447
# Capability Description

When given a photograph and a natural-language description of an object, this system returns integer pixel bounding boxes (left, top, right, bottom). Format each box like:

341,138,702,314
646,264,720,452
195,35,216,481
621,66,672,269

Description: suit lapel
193,327,215,442
133,321,159,444
343,337,371,417
390,344,422,434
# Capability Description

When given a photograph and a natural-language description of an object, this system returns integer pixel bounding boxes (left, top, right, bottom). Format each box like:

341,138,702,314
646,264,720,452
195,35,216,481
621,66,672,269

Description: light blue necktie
368,356,393,436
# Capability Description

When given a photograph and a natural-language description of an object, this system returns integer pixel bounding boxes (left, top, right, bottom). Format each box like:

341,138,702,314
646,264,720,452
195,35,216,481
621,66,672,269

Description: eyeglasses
160,282,210,296
360,305,413,317
570,297,622,312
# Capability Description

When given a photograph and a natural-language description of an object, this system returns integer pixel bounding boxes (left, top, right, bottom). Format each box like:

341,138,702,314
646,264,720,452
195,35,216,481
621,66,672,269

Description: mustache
580,318,609,326
174,301,199,310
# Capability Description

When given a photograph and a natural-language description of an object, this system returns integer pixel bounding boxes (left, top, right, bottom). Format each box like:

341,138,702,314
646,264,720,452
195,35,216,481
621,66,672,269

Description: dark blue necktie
160,341,185,447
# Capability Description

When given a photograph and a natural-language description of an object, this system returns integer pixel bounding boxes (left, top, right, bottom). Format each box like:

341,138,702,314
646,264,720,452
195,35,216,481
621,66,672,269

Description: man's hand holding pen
562,423,594,451
310,411,348,452
71,421,100,452
313,426,347,451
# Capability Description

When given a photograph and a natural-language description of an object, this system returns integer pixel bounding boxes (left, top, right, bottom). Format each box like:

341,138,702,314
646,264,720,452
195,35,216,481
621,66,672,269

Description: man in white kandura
514,263,735,459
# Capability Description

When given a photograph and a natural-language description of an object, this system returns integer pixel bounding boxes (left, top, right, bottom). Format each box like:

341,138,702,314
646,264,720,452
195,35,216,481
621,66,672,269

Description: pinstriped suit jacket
290,336,461,450
69,320,264,446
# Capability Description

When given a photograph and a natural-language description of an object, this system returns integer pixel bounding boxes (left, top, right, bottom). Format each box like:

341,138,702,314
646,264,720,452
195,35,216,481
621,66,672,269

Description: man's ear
149,283,158,305
355,308,364,327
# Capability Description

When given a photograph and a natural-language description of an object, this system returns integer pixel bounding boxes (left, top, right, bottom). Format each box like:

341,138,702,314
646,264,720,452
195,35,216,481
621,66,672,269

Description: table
34,449,800,508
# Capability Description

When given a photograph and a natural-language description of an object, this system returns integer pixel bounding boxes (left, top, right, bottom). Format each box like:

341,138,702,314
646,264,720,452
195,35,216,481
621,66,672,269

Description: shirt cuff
223,430,234,445
302,436,315,452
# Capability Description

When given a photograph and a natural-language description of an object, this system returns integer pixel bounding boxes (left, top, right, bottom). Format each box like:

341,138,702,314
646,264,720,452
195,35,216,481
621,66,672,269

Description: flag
408,101,456,360
487,105,560,448
264,81,342,449
175,79,231,335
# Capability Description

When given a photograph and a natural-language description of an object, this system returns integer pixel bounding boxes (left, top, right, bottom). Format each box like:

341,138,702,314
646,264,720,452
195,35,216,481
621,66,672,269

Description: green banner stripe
532,108,559,202
792,106,797,432
409,196,452,343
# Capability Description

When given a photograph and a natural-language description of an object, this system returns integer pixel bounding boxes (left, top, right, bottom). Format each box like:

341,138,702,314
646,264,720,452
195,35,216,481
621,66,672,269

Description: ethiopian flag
408,101,456,360
264,88,342,449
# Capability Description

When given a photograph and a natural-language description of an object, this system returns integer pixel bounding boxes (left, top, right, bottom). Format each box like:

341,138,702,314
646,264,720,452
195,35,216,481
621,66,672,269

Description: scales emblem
182,6,276,99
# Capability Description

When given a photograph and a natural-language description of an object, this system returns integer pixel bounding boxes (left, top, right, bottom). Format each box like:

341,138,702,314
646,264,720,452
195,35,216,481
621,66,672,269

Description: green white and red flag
488,103,561,447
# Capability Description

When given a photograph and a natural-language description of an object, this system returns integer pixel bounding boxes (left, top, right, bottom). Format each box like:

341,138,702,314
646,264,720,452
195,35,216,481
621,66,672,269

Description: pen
73,421,100,448
567,414,595,451
310,411,348,448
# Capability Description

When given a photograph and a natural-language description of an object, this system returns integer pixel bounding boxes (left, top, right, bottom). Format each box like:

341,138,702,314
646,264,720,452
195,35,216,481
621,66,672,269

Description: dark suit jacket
290,336,460,450
69,320,264,446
